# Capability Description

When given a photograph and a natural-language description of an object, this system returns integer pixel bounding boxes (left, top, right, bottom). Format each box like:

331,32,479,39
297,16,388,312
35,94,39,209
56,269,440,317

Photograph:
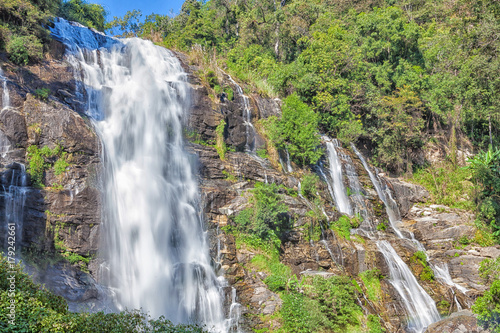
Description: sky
89,0,185,20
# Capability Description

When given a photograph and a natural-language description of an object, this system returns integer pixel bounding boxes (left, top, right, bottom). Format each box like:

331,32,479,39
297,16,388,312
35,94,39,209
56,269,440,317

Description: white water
350,144,441,330
0,66,10,108
226,75,255,152
377,241,441,332
351,144,404,237
4,165,28,250
324,137,352,215
432,262,468,294
51,19,226,330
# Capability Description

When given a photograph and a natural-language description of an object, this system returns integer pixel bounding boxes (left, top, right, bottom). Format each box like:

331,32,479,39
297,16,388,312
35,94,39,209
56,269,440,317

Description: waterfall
226,75,256,152
432,262,468,294
377,241,441,332
351,144,404,238
3,164,28,251
323,137,352,215
352,144,441,330
51,18,226,329
0,66,10,108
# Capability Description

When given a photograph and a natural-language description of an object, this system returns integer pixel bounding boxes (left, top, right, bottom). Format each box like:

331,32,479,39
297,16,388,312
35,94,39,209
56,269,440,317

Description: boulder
424,310,490,333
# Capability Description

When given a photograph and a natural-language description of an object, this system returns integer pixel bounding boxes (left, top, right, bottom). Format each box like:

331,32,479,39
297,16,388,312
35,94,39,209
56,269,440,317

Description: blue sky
89,0,185,20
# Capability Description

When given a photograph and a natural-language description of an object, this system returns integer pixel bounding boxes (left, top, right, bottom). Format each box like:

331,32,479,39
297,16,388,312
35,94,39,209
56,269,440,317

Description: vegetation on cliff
0,255,205,332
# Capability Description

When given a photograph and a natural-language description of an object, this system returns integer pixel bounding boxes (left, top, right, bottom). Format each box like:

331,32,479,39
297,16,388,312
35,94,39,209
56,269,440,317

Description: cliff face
0,35,494,331
0,47,102,310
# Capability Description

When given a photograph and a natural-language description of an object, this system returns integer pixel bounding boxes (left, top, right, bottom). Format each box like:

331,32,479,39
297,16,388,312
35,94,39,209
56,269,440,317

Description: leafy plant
234,182,288,240
411,251,434,281
34,88,50,101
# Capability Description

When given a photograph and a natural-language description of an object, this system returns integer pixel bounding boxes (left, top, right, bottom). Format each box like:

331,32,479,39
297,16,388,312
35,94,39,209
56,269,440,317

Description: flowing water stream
325,141,441,332
51,18,229,330
0,66,10,109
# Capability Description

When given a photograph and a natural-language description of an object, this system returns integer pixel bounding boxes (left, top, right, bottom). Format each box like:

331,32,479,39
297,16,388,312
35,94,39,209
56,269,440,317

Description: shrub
411,251,434,281
264,94,323,166
473,280,500,333
34,88,50,101
234,182,288,240
0,253,206,332
6,35,43,65
205,70,218,88
359,269,382,302
59,0,107,31
301,173,320,200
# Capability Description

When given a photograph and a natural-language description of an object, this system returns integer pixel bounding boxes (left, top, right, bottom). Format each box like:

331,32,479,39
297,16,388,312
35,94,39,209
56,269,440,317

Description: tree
270,94,323,166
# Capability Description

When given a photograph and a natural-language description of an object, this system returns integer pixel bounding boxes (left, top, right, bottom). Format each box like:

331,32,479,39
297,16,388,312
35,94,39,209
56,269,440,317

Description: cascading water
3,164,28,251
351,144,404,238
323,137,352,215
377,241,441,332
51,19,227,330
351,144,441,331
0,66,10,108
227,75,256,153
432,262,468,294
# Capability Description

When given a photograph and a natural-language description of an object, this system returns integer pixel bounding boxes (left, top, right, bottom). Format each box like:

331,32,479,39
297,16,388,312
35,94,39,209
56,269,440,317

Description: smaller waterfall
432,262,468,294
351,144,404,237
278,149,293,173
225,287,241,333
226,75,256,152
4,165,28,250
377,241,441,333
324,137,352,215
0,66,10,108
0,130,11,158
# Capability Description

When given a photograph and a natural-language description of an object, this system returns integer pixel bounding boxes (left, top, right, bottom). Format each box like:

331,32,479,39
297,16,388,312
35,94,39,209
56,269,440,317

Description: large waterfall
51,19,226,330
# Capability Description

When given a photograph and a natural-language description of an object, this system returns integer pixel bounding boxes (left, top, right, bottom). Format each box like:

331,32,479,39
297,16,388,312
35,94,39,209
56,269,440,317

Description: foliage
367,314,386,333
215,119,227,160
359,269,382,302
34,88,50,101
330,215,359,240
376,220,387,231
411,251,434,281
301,173,320,200
480,257,500,284
264,94,323,166
26,145,70,187
410,162,474,210
467,147,500,239
59,0,107,31
0,254,205,332
233,182,288,240
472,280,500,333
6,35,43,65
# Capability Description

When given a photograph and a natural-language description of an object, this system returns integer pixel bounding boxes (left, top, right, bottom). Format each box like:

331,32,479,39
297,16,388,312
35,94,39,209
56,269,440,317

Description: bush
234,182,288,240
6,35,43,65
359,269,382,302
34,88,50,101
472,280,500,333
265,94,323,166
301,173,320,200
411,251,434,281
